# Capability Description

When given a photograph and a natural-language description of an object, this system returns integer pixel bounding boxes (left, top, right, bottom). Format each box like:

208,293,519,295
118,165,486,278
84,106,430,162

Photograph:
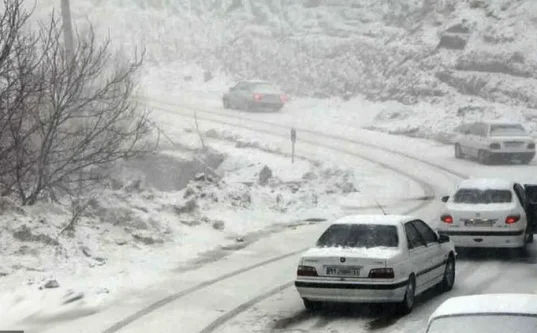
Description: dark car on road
222,81,288,112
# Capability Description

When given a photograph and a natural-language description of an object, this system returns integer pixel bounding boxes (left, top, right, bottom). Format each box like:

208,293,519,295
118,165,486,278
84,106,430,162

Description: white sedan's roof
332,214,414,226
485,119,524,126
243,80,271,84
457,178,514,190
431,294,537,319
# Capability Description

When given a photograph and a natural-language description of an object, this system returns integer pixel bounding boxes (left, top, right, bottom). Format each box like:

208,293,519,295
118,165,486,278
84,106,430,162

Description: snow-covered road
40,98,537,333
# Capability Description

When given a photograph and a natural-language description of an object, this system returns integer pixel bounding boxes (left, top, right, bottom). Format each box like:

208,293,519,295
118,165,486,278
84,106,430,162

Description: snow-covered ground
0,110,424,330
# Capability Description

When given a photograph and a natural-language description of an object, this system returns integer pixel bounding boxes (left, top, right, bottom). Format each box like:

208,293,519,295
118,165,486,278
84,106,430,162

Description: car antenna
373,198,388,215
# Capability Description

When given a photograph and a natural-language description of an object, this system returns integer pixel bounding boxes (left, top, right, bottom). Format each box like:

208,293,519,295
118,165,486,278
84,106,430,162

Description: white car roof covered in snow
430,294,537,320
456,178,514,190
484,120,524,126
332,215,415,226
242,80,271,84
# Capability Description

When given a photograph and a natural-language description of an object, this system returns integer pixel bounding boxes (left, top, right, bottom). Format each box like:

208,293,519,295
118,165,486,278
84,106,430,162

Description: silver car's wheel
478,150,490,165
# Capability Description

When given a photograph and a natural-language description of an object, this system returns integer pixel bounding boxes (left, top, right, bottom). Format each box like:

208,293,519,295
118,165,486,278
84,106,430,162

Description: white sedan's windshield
427,315,537,333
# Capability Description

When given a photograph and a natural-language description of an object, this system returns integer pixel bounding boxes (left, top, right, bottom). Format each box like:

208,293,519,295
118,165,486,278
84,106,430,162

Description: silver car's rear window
427,314,537,333
316,224,398,248
453,188,512,204
490,124,526,136
250,83,281,93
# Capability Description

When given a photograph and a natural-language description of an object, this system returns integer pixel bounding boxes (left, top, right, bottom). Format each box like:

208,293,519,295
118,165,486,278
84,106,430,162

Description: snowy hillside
33,0,537,139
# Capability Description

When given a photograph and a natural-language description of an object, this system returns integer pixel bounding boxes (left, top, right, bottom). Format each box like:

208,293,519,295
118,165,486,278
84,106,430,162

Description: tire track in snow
101,250,305,333
100,99,466,333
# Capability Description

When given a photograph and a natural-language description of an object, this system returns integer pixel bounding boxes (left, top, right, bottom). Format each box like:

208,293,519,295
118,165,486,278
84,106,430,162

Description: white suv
454,121,535,164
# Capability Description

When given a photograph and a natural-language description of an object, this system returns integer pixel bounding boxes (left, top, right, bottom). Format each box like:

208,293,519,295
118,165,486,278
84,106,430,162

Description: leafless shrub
59,186,103,236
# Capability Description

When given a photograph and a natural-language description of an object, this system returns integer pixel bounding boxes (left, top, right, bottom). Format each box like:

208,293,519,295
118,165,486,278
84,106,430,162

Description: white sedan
426,294,537,333
454,120,535,164
294,215,456,314
438,178,537,249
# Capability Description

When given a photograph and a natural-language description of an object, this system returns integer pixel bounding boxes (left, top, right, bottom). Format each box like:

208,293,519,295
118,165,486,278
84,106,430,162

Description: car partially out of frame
426,294,537,333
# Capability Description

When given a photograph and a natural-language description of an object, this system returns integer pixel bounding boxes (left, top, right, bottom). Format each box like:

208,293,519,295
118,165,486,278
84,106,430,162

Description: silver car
222,81,288,112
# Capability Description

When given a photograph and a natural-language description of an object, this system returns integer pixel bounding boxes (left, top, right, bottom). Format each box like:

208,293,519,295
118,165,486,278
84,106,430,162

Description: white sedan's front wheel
439,256,455,292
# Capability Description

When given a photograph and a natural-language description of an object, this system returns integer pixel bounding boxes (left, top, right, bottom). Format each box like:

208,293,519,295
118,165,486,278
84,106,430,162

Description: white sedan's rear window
316,224,398,248
427,314,537,333
453,188,512,204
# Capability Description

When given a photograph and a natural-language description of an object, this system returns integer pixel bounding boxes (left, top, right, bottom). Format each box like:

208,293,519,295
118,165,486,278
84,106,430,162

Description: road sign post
291,127,296,164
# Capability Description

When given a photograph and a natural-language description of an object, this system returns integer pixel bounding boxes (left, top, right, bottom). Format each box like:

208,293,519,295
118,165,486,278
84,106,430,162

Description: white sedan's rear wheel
397,276,415,315
303,299,323,311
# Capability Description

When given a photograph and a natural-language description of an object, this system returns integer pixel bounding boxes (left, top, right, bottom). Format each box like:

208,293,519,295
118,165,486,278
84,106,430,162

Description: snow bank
0,124,419,330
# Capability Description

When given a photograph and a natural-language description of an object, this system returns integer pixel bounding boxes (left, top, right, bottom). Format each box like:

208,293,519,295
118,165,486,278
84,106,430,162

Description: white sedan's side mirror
438,234,450,244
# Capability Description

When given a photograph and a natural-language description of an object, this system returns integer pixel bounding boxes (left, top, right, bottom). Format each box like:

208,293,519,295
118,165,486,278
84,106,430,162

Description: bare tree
0,0,48,197
10,16,151,205
0,1,150,208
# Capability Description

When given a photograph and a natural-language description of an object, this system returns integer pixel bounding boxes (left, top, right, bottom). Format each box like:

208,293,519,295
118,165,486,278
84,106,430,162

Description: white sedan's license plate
505,142,524,148
326,266,361,276
464,219,494,227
